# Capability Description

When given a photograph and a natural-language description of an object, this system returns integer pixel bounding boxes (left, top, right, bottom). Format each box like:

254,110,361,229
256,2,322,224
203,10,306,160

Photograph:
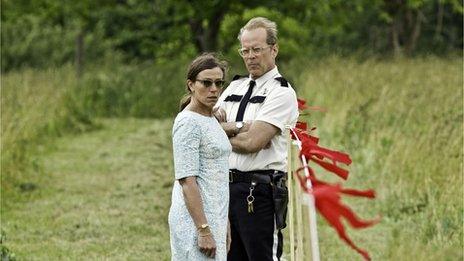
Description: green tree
1,0,462,71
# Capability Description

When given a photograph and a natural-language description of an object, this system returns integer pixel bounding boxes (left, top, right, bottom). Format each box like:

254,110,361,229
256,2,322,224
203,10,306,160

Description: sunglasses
196,79,225,88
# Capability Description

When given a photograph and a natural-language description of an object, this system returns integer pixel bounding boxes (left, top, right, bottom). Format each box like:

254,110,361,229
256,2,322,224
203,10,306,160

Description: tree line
1,0,462,72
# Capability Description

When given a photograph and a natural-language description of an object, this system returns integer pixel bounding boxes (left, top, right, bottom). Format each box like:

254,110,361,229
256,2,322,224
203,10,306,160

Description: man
215,17,299,261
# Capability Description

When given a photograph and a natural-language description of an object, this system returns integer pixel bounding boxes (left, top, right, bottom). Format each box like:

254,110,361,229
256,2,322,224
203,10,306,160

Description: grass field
2,119,174,260
1,57,462,260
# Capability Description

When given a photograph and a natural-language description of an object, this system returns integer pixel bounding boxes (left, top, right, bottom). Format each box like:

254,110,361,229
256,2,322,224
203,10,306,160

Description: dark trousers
227,182,283,261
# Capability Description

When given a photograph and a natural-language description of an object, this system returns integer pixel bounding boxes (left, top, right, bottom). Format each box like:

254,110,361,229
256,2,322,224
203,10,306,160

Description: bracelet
198,232,212,237
197,224,210,230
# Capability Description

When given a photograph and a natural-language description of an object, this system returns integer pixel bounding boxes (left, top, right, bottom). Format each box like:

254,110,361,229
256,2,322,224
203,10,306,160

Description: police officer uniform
216,66,299,260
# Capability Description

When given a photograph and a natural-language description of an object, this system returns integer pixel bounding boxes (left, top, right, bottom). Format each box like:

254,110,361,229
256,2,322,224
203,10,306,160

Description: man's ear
272,44,279,58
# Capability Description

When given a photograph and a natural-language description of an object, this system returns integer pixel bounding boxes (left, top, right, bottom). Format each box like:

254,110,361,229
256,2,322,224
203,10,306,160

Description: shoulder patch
232,74,248,81
274,77,289,87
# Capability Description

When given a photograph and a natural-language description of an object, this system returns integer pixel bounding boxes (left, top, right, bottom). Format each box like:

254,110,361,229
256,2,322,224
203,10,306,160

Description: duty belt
229,169,285,184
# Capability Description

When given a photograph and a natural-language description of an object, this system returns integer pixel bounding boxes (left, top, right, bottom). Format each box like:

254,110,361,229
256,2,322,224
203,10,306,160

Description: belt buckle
229,171,234,183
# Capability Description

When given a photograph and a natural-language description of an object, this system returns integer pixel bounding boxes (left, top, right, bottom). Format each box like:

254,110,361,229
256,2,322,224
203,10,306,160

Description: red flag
291,127,351,179
291,127,319,144
294,168,379,261
290,98,378,260
297,98,327,112
295,121,307,131
297,98,308,110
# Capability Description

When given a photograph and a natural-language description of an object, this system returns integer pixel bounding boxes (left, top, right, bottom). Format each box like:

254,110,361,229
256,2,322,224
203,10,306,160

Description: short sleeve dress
168,110,231,261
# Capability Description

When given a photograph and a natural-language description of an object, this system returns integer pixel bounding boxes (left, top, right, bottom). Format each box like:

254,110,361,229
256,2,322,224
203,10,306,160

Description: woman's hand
198,233,217,258
213,107,227,122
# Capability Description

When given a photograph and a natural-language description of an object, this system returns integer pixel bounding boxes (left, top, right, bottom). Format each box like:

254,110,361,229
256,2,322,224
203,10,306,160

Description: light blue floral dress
169,110,231,261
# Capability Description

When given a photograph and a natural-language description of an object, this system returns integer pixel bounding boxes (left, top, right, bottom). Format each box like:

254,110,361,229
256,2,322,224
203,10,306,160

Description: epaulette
274,77,289,87
232,74,248,81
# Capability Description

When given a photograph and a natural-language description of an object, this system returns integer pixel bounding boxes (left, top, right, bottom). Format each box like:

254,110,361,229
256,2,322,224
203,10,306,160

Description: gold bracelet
197,224,210,230
198,232,211,237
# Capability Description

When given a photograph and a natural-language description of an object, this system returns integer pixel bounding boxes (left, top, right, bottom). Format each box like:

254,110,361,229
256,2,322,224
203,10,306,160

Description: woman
169,53,231,260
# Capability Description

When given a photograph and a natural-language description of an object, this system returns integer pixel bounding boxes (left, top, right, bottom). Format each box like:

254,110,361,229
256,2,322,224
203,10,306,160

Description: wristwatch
235,122,244,134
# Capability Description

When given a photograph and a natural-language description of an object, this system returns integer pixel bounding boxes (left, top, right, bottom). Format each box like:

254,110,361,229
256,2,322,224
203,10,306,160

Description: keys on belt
229,169,284,215
247,181,256,213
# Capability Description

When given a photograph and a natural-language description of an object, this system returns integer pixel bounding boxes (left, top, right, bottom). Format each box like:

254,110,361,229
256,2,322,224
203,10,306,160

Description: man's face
240,28,278,79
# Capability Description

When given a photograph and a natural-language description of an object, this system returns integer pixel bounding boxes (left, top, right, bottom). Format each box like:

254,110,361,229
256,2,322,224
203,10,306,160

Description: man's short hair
237,17,278,45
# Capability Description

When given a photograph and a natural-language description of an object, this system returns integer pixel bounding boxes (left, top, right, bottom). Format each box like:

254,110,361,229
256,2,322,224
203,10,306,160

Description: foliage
1,0,462,71
1,0,114,71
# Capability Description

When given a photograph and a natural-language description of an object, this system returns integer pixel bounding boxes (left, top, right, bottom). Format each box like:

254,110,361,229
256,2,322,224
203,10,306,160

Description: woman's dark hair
179,53,227,111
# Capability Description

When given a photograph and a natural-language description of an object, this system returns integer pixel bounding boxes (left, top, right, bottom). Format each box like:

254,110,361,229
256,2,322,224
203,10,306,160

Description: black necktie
235,80,256,122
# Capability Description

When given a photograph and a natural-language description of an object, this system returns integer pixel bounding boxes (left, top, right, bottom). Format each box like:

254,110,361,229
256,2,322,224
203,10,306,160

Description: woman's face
187,67,224,110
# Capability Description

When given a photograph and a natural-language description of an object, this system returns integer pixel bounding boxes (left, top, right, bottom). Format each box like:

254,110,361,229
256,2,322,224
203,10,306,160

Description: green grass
1,56,462,260
295,56,463,260
1,65,95,193
2,118,174,260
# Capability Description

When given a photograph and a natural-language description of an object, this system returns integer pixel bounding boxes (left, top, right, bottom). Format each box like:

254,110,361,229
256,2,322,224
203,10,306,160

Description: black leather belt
229,169,285,184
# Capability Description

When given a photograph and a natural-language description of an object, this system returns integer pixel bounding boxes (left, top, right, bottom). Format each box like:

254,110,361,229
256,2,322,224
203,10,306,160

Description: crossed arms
215,109,280,154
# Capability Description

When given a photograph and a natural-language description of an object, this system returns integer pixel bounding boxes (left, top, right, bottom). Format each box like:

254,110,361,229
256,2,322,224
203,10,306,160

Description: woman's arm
179,177,216,258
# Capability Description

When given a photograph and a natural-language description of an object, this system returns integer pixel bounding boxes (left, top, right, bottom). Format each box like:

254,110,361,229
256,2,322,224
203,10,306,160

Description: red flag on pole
291,98,379,260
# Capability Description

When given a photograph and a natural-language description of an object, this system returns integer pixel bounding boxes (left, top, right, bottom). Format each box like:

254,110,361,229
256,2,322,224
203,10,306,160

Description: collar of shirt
248,66,280,88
